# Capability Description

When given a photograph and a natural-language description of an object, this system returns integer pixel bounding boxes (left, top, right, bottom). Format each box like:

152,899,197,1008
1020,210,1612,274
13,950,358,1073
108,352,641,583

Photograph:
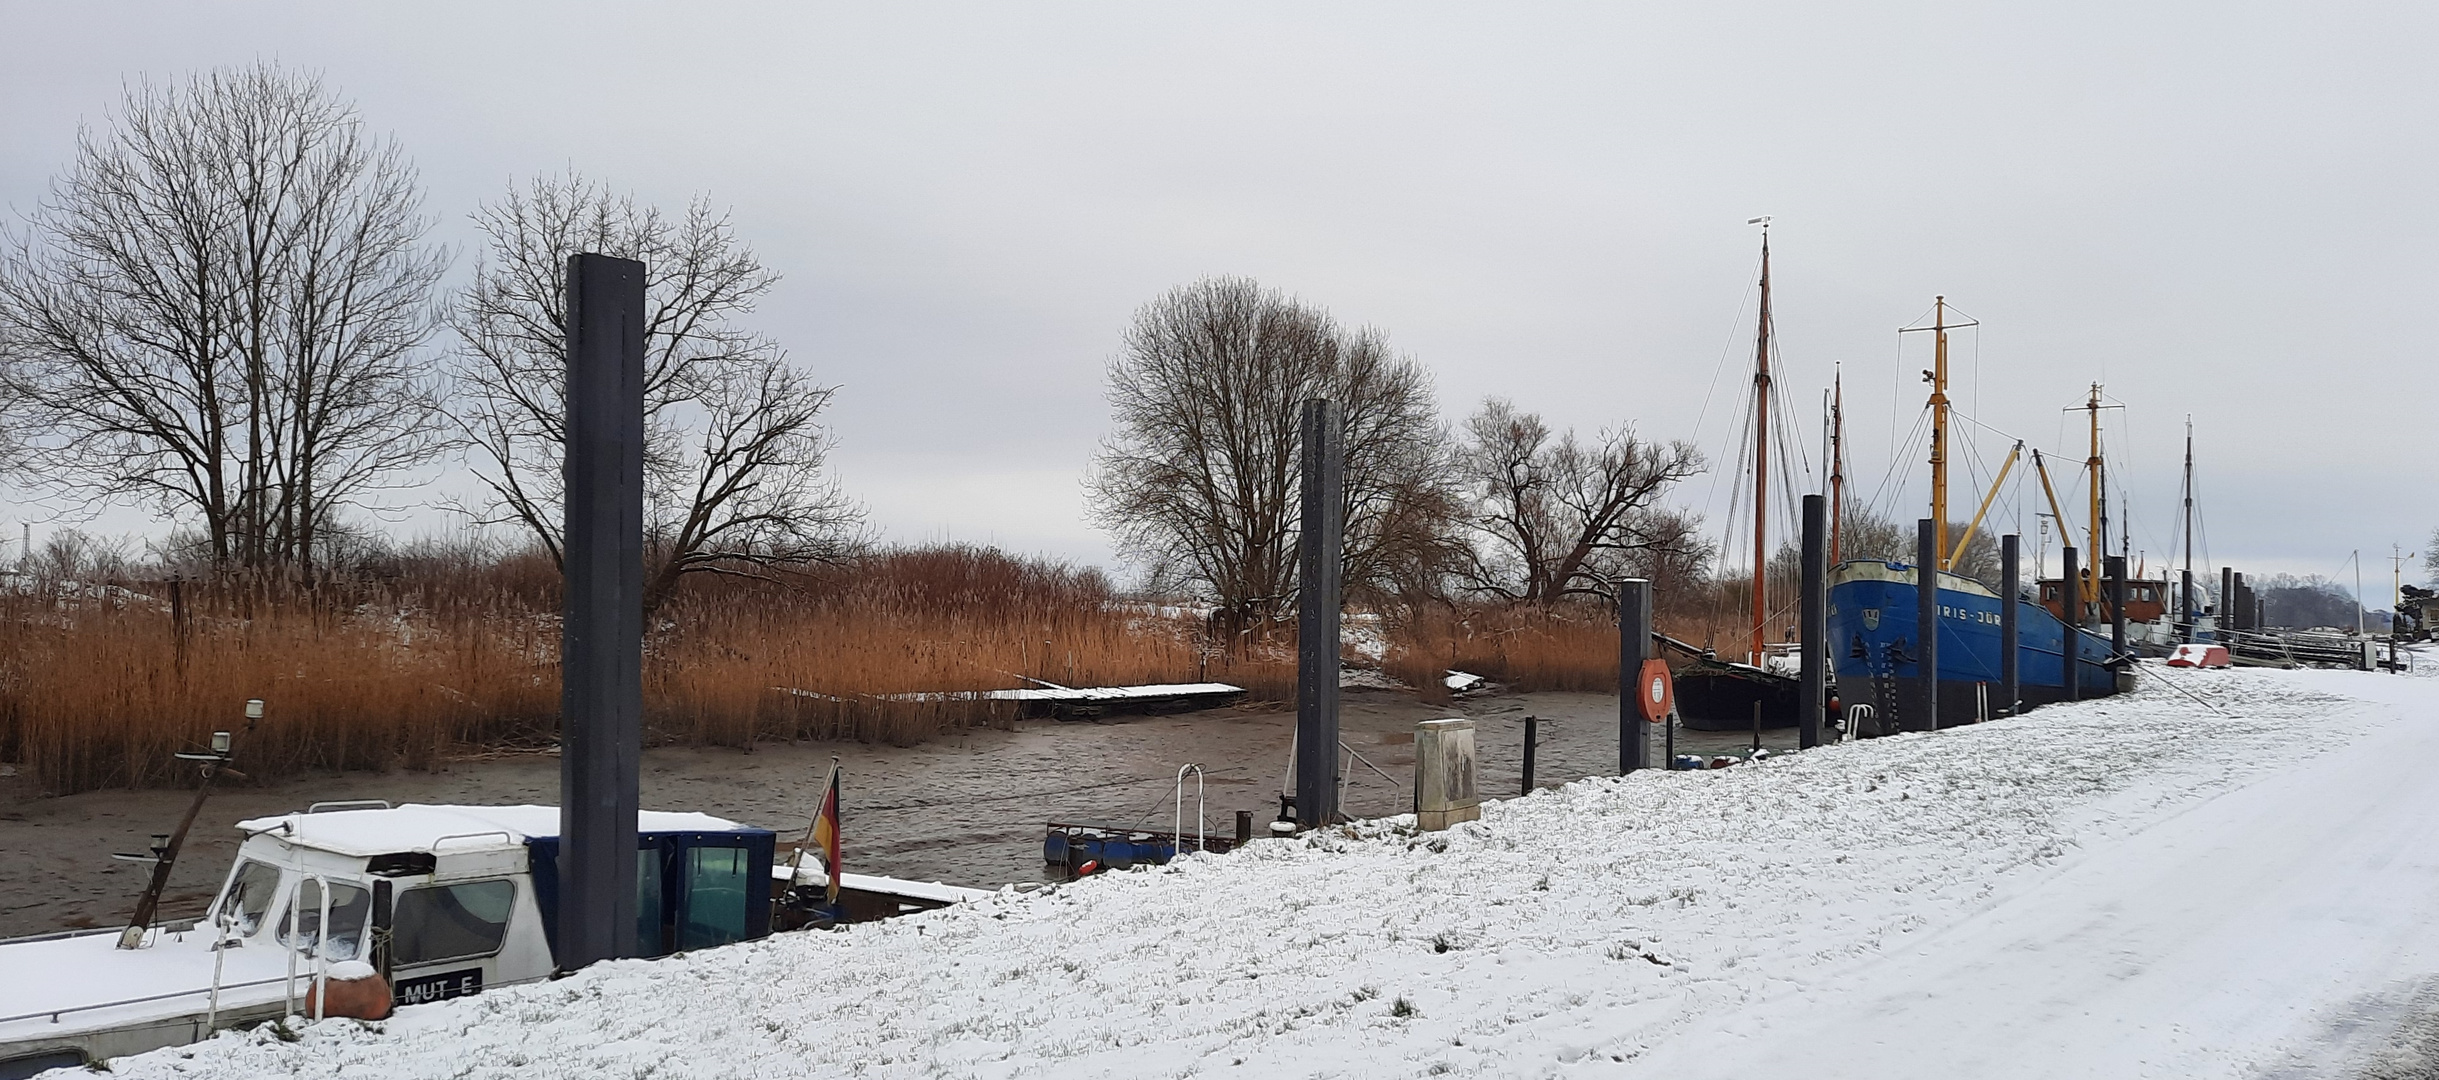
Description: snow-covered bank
99,665,2439,1078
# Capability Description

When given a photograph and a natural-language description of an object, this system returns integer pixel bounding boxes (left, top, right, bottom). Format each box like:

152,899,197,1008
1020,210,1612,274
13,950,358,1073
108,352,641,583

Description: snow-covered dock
782,681,1247,719
91,660,2439,1078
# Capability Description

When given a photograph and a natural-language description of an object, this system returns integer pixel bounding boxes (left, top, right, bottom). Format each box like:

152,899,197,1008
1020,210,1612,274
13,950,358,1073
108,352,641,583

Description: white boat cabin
0,803,774,1078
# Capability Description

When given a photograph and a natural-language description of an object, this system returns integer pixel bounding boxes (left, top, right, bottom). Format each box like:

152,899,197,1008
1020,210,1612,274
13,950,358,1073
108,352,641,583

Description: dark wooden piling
1916,519,1940,731
1294,399,1343,829
1618,578,1652,773
2107,555,2129,661
560,253,646,969
1521,716,1538,794
2063,546,2082,702
2000,533,2020,717
1798,494,1826,749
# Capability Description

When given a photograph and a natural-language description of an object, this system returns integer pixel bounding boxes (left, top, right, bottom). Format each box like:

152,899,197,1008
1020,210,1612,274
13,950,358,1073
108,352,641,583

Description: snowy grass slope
107,667,2393,1079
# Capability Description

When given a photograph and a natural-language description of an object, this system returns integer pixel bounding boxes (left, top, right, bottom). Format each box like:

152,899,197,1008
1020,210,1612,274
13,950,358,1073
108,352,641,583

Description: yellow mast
2033,449,2072,539
1949,441,2023,567
2085,383,2103,591
1929,298,1952,569
1748,227,1773,664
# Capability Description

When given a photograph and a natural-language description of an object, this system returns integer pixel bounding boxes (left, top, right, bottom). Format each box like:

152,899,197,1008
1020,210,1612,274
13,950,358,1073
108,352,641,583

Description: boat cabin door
371,852,556,1007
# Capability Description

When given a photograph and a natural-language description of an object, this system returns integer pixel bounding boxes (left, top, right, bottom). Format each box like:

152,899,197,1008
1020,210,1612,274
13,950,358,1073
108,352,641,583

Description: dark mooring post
1521,716,1538,795
1798,494,1826,749
2106,555,2129,662
2062,546,2082,702
1999,534,2021,718
1915,519,1940,731
560,253,646,970
1618,577,1653,773
1294,399,1344,829
2178,568,2196,644
2219,566,2235,635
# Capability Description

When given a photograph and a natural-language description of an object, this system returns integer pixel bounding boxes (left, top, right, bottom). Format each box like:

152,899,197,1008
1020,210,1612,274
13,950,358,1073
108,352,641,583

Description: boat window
392,880,516,966
216,860,283,936
678,845,751,951
279,879,371,961
639,847,666,956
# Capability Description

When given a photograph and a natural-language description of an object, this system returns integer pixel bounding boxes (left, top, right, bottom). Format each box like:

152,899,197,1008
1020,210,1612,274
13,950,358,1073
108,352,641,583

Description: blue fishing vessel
1823,300,2129,735
1827,559,2118,732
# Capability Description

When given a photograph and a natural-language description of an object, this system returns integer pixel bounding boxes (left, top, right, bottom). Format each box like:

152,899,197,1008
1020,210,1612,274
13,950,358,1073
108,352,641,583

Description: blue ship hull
1826,560,2117,733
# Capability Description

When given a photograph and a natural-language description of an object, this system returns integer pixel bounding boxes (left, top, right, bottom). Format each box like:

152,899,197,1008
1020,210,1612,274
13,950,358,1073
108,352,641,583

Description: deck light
210,731,231,755
243,699,264,721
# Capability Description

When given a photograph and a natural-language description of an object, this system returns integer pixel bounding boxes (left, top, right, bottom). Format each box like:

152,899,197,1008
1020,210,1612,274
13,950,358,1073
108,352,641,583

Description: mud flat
0,688,1798,938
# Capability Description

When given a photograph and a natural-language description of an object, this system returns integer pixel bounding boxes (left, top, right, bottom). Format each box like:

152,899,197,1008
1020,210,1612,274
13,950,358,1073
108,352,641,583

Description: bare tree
1453,397,1707,606
451,175,860,612
0,63,446,577
1831,503,2000,584
1089,277,1458,637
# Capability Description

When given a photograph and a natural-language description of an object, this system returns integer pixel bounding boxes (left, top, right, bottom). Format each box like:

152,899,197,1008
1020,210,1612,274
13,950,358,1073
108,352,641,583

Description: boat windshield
216,859,283,936
278,878,372,960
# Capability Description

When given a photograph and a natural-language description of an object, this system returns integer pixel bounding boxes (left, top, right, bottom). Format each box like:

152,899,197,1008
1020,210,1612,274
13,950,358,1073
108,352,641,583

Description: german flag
810,763,842,904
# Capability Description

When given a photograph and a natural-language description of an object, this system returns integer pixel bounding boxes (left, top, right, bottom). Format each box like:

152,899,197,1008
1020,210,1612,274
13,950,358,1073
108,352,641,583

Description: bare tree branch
0,63,445,577
1088,277,1459,638
448,174,862,612
1454,397,1708,606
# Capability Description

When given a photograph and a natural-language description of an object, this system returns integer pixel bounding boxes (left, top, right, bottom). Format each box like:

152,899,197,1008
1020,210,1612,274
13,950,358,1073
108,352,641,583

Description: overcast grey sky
4,2,2432,589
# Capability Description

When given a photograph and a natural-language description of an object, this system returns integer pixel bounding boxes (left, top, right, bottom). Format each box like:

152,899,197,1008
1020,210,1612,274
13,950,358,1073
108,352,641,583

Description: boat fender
308,960,393,1021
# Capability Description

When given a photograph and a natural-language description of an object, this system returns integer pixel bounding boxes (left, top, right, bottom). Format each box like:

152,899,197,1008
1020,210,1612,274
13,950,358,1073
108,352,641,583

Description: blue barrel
1139,839,1176,865
1043,831,1069,864
1101,838,1135,869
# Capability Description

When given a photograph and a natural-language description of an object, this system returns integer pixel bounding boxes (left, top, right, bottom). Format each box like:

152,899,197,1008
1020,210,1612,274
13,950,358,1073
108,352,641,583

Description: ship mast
2086,382,2104,592
1929,298,1951,569
1749,225,1773,664
2181,416,2194,625
1829,366,1845,563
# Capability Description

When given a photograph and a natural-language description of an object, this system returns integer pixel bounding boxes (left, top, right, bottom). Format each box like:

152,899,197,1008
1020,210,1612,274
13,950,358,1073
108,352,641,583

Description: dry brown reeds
0,544,1295,797
4,542,1741,799
1384,603,1624,704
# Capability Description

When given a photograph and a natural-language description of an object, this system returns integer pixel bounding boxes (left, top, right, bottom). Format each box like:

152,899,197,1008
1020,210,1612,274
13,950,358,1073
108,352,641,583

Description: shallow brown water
0,688,1802,939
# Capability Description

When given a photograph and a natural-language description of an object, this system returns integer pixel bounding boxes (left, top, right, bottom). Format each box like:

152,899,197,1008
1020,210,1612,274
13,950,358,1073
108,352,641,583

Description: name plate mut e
393,968,483,1006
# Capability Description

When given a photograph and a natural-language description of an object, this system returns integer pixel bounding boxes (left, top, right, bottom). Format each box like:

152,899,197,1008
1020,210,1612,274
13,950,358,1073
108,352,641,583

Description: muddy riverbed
0,688,1800,939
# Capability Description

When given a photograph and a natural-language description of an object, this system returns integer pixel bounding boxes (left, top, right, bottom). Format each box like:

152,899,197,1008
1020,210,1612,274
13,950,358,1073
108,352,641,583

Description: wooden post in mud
2000,534,2021,717
560,253,646,968
1521,716,1538,794
1798,494,1826,749
2063,546,2083,702
1295,398,1343,829
1617,578,1652,773
1916,519,1940,731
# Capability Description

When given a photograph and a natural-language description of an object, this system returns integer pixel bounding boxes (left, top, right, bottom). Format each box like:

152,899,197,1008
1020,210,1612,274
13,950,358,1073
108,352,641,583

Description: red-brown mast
1749,227,1773,664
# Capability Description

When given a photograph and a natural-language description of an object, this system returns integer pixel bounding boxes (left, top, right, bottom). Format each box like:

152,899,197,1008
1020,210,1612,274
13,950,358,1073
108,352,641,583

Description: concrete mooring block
1414,718,1480,831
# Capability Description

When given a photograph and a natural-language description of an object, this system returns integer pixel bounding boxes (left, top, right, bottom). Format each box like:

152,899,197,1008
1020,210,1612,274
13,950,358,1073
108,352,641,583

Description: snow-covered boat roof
236,804,757,857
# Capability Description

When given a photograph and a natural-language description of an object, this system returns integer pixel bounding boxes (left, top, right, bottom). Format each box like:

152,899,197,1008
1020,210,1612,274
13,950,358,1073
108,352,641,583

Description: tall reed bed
0,546,1243,797
1383,603,1624,704
2,542,1699,798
